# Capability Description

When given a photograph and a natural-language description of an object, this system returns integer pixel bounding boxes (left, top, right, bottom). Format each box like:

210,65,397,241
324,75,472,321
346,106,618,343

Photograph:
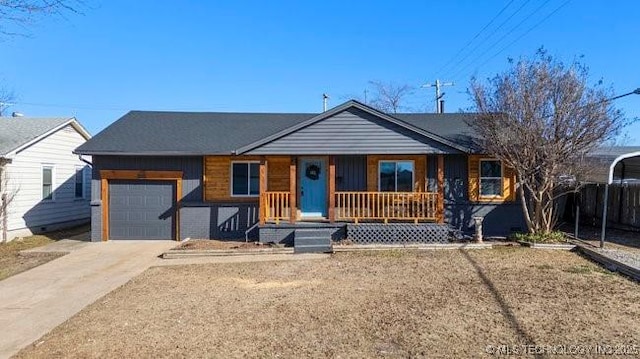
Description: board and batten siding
336,155,367,191
3,124,91,239
245,108,462,155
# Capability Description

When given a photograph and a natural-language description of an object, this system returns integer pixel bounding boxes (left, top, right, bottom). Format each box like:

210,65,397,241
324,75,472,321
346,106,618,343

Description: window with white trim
42,165,54,200
231,162,260,196
379,161,414,192
479,160,502,197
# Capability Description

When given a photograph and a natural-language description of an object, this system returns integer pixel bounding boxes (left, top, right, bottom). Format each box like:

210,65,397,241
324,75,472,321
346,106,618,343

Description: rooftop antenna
421,79,454,113
322,93,330,112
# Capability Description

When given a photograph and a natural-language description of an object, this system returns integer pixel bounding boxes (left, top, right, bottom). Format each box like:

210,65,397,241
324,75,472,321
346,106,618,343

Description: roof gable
0,117,90,158
236,100,469,155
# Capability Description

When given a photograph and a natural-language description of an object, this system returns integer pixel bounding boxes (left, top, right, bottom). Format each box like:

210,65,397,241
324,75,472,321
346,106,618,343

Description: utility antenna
322,93,330,112
421,79,454,113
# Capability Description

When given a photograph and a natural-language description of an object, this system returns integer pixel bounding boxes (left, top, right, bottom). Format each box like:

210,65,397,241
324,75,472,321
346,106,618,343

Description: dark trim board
100,170,183,241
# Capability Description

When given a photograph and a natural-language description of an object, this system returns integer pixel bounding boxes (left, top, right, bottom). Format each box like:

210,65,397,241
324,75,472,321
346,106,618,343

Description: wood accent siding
204,155,291,202
266,156,291,191
328,156,336,222
366,155,427,192
468,155,516,202
289,158,297,223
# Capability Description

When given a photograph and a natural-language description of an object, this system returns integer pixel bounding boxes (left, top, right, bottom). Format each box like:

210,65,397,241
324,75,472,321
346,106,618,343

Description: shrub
511,231,566,243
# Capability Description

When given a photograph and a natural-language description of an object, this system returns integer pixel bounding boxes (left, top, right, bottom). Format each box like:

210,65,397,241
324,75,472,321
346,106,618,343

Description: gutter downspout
78,155,92,167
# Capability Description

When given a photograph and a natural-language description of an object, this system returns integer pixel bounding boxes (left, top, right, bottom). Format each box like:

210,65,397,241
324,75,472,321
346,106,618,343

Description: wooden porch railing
262,191,290,223
335,191,438,223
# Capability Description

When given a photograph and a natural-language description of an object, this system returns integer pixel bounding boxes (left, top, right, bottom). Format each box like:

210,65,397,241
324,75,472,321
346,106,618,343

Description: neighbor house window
231,162,259,196
379,161,414,192
479,160,502,197
75,166,85,198
42,165,54,200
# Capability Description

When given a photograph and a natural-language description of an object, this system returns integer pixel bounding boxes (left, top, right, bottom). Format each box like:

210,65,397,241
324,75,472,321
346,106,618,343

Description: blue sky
1,0,639,143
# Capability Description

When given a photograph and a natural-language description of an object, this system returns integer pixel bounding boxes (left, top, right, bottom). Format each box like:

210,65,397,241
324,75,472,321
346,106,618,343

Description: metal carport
580,146,640,247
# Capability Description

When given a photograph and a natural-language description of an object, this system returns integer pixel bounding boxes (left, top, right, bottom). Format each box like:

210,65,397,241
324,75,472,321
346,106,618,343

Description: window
379,161,414,192
479,160,502,197
231,162,260,196
75,166,86,198
42,165,54,200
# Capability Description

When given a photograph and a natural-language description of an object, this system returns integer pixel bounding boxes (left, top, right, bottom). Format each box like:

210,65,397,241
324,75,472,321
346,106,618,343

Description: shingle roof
75,111,316,155
394,113,481,152
75,105,481,155
0,117,73,156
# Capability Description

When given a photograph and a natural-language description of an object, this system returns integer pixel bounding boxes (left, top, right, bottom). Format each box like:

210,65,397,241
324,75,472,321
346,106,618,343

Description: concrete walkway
0,240,176,359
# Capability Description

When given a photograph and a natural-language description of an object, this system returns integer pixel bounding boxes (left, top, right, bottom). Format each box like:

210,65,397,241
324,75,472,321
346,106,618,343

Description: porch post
289,157,297,224
328,155,336,223
259,157,267,225
436,154,445,224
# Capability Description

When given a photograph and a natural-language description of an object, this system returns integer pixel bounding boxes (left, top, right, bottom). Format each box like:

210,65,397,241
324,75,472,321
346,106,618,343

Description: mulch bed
174,239,276,251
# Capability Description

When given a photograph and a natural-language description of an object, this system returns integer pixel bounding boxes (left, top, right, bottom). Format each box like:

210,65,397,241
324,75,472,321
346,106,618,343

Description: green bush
511,231,566,243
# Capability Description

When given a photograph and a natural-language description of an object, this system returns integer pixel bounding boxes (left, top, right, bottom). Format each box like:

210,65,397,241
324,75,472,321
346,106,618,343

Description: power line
434,0,515,76
8,100,229,113
444,0,533,79
450,0,554,81
454,0,572,82
12,101,131,112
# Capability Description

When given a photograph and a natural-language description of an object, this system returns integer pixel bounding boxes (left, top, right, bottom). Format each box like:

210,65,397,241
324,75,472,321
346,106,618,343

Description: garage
108,180,176,240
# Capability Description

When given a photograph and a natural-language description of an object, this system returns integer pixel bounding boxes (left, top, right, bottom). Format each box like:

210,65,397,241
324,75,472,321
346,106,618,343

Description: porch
257,155,445,225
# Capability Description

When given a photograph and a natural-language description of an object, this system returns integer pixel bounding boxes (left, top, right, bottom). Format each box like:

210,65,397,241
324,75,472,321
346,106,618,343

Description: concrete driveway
0,238,176,359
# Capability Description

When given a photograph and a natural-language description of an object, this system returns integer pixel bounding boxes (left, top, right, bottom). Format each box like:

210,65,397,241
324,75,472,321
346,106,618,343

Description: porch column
289,157,297,224
259,157,267,225
436,154,445,224
328,155,336,223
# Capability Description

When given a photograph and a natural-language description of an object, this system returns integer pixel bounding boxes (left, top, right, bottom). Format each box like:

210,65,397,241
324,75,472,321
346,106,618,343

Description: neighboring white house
0,117,92,242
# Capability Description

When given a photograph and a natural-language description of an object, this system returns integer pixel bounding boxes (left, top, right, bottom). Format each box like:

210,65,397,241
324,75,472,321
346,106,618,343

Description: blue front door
299,158,327,217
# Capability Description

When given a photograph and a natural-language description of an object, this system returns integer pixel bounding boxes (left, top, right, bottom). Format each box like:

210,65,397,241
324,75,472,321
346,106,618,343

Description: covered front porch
257,155,445,226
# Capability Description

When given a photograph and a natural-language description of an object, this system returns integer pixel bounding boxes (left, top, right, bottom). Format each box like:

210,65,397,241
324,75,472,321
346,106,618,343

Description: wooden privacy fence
335,191,438,223
580,183,640,229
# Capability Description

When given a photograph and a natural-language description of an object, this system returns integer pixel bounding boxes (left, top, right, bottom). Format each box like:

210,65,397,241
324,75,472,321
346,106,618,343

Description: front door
299,158,327,217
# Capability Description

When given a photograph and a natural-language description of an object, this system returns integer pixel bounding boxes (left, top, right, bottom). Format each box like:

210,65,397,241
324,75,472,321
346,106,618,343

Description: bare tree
367,81,415,114
470,50,628,234
0,85,15,115
0,0,83,36
0,160,18,242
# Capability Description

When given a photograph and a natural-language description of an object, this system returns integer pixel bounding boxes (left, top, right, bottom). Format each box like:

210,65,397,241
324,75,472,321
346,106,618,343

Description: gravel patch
597,248,640,270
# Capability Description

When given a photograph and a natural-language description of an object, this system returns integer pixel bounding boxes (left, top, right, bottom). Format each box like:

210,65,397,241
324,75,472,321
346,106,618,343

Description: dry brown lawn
17,247,640,358
0,225,88,281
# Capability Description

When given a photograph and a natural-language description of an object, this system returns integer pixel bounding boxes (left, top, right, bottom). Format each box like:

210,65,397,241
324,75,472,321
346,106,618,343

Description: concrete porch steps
294,229,333,254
